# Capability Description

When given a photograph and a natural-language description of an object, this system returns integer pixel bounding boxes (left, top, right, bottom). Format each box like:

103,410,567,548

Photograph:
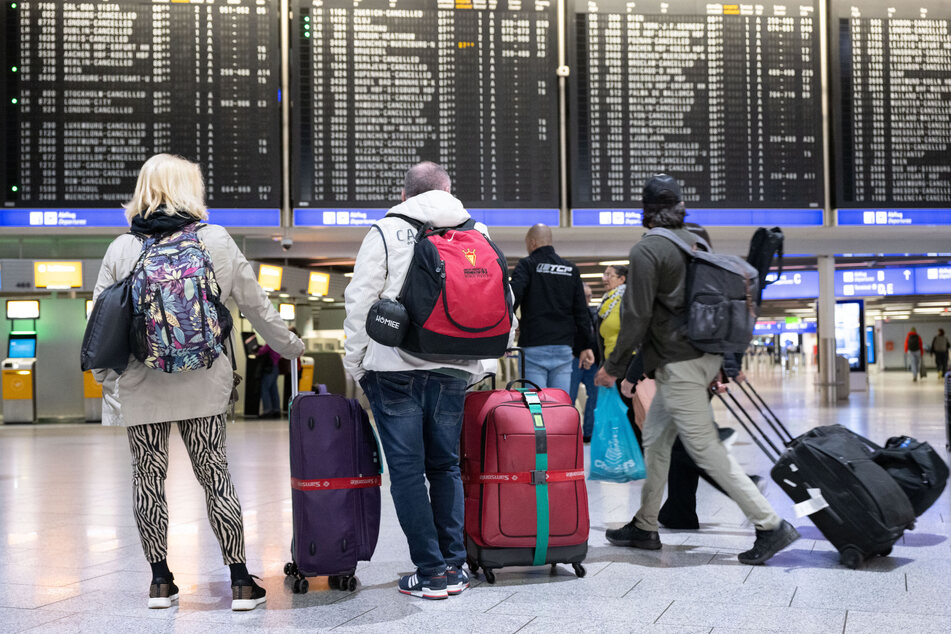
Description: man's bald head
525,224,553,253
402,161,451,200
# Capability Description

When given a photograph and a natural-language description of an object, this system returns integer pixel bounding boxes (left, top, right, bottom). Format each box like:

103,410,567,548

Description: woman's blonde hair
124,154,208,223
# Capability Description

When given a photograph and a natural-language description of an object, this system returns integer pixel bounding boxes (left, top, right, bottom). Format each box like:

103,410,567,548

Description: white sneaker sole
399,588,448,600
447,582,469,596
232,596,267,611
148,593,178,609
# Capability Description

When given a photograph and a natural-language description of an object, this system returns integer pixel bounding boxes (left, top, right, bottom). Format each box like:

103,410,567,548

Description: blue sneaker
446,565,470,595
398,571,448,600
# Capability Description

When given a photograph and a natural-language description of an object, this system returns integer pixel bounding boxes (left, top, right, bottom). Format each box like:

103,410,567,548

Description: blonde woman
93,154,303,611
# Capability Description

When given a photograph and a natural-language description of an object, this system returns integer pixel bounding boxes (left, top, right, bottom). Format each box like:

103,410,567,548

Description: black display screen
1,0,282,226
292,0,560,226
831,0,951,209
569,0,824,224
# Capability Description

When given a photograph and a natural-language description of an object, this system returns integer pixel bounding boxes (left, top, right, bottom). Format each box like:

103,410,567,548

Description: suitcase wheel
483,568,497,584
283,562,298,577
879,546,893,557
292,577,309,594
550,564,558,576
329,575,358,592
572,563,586,578
467,559,479,575
840,547,864,570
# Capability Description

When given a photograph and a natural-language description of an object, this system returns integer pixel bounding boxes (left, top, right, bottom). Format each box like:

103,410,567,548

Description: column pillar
817,255,837,405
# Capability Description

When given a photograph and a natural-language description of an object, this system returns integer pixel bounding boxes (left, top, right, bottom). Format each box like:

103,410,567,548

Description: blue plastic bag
589,385,646,482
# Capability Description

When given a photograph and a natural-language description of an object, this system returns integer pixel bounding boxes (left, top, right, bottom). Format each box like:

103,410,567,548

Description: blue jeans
523,345,574,394
362,370,467,576
570,360,598,438
260,366,279,413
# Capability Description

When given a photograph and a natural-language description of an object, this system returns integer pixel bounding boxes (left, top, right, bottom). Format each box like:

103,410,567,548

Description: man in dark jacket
594,174,799,565
511,224,595,392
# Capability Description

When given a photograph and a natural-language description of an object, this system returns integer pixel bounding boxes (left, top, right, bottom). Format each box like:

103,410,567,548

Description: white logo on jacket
536,263,573,276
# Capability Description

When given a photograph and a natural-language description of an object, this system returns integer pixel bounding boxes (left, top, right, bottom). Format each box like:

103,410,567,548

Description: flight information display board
832,0,951,224
570,0,825,226
0,0,282,228
292,0,560,227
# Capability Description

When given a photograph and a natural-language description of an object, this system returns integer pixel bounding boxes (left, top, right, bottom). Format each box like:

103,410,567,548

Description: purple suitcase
284,364,382,593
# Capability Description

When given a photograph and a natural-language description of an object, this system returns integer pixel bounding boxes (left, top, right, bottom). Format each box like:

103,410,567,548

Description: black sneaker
148,576,179,609
605,520,662,550
738,520,800,565
232,575,267,611
445,565,470,595
717,426,737,448
398,571,448,600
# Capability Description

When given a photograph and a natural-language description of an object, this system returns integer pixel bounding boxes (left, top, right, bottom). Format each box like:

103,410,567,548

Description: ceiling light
916,301,951,307
913,307,948,314
580,273,602,278
887,315,910,320
344,272,354,278
321,297,335,302
597,260,628,266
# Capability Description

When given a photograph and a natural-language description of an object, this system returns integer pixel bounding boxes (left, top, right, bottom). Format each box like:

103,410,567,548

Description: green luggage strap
521,390,550,566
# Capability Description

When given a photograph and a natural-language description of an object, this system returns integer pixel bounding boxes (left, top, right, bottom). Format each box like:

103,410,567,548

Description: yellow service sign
35,261,83,289
308,271,330,297
258,264,283,292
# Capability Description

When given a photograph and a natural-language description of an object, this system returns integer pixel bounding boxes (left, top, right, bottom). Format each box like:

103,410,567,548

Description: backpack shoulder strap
387,213,424,230
646,227,709,255
371,224,389,281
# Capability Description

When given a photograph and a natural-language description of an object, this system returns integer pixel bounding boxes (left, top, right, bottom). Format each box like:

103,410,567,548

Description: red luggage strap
291,476,382,491
463,469,585,485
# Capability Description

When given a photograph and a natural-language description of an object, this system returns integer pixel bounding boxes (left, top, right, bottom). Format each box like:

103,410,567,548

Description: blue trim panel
0,208,281,228
838,209,951,226
572,208,824,227
294,208,560,227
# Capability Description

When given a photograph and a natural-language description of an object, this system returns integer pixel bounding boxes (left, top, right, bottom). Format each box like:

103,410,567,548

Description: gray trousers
634,354,781,532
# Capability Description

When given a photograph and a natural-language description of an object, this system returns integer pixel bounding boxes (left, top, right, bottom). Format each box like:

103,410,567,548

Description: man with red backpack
344,162,516,600
906,327,924,381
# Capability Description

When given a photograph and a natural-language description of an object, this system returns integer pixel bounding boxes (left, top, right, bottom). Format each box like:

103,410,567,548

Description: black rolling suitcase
716,379,916,569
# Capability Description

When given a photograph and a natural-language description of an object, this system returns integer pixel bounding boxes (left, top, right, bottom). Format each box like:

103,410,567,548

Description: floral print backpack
130,223,232,373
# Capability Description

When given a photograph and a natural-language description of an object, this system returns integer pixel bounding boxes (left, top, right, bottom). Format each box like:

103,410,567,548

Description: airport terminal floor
1,364,948,633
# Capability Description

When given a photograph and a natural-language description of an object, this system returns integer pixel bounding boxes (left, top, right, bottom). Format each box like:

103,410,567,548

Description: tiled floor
1,365,949,633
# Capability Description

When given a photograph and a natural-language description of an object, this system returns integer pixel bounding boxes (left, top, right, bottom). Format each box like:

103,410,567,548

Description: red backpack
392,215,513,360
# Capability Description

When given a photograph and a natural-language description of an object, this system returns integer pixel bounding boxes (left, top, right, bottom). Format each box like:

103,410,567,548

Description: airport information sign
570,0,824,226
831,0,951,219
0,0,282,227
292,0,560,227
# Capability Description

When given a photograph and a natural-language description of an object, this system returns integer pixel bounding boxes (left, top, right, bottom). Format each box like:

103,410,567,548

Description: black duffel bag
80,275,138,373
873,435,949,517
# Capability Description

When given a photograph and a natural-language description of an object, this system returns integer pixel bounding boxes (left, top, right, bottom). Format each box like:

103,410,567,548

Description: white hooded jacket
343,190,515,381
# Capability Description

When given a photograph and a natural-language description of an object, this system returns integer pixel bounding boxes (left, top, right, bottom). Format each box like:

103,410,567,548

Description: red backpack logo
399,219,513,360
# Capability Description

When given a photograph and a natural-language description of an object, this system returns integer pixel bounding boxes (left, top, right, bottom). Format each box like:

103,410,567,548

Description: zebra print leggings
126,414,246,565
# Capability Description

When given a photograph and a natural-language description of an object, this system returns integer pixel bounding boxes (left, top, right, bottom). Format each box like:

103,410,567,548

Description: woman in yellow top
598,264,627,359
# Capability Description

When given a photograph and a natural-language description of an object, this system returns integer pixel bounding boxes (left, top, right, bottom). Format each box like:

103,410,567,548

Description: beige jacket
92,223,304,427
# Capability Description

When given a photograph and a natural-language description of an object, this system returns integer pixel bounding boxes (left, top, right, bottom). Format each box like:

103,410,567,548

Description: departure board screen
292,0,560,227
832,0,951,226
0,0,281,228
570,0,825,227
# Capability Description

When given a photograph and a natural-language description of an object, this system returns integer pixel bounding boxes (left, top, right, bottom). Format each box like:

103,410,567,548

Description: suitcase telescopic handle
290,354,299,400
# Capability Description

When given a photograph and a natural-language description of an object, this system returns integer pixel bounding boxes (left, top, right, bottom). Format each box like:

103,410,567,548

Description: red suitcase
462,381,589,583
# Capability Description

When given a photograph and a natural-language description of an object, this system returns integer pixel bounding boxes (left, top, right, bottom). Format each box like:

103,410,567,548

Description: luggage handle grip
506,378,542,392
290,354,300,401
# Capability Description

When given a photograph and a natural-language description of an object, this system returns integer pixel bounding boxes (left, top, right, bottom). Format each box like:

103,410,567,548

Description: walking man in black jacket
595,174,799,565
511,224,595,393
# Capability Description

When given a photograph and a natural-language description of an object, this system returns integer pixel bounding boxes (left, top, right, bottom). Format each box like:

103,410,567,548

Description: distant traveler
344,161,515,600
510,223,595,392
570,283,600,442
92,154,304,610
932,329,948,377
257,342,281,418
906,327,923,381
595,173,799,565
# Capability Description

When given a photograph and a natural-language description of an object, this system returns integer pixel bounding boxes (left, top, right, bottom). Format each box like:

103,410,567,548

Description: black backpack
908,334,921,351
648,228,760,355
873,436,949,516
746,227,784,306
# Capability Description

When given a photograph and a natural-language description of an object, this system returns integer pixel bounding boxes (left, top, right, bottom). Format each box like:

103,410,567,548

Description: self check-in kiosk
2,300,40,424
